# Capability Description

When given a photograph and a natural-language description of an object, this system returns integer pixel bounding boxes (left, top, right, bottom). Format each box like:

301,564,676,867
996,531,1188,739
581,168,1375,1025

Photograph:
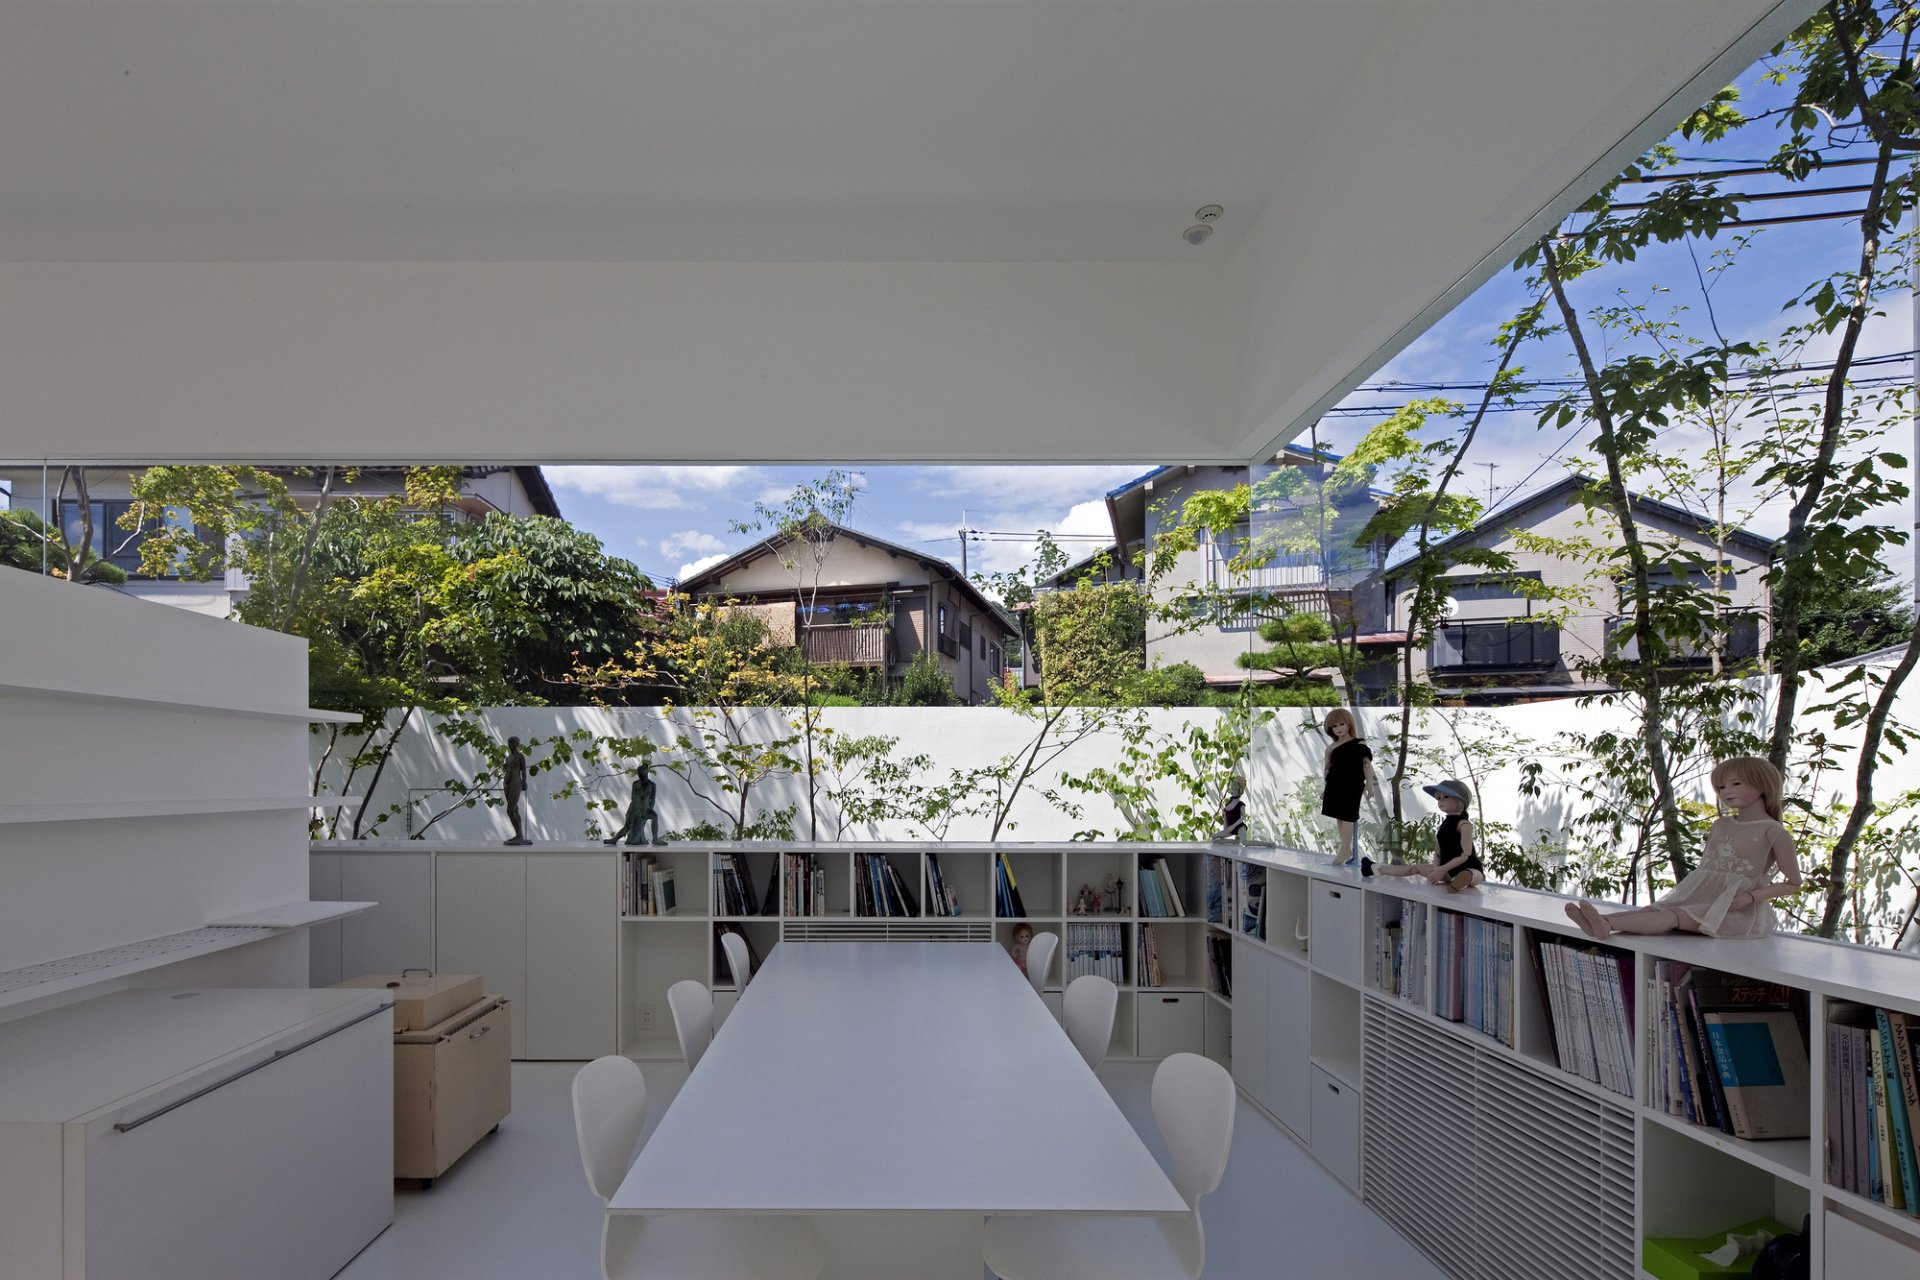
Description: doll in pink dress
1565,757,1801,940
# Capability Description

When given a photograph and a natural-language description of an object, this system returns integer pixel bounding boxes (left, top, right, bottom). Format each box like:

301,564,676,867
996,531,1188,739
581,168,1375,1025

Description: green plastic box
1643,1218,1794,1280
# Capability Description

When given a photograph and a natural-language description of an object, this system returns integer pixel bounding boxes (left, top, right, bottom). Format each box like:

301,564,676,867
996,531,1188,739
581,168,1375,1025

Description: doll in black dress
1320,708,1382,864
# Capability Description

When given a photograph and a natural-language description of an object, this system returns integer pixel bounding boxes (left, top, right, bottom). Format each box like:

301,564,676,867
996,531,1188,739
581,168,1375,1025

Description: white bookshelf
1199,842,1920,1280
614,841,1219,1065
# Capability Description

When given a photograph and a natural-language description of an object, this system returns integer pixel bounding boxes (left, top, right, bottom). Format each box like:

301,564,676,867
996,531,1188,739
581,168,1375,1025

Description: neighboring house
678,523,1016,706
0,465,561,618
1055,452,1393,687
1370,474,1776,703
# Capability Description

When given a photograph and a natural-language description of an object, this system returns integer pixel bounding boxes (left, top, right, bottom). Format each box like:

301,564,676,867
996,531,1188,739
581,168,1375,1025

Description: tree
1799,566,1915,666
0,508,127,584
728,470,864,837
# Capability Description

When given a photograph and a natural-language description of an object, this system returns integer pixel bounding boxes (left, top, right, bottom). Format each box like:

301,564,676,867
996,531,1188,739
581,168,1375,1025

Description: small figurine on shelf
1320,708,1383,865
1102,873,1121,914
501,736,532,846
1215,773,1247,842
1072,883,1097,916
1566,756,1802,940
602,762,665,847
1371,778,1483,891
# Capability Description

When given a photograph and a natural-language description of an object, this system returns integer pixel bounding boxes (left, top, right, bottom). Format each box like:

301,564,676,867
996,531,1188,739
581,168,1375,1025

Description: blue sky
551,47,1919,593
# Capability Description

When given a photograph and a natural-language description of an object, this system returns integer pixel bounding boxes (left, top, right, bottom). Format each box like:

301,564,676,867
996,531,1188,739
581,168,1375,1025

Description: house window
53,500,187,577
979,633,986,658
959,619,972,648
938,603,949,635
989,644,1001,671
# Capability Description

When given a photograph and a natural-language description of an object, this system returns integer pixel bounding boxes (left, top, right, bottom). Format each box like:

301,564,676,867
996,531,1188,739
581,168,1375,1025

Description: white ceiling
0,0,1814,464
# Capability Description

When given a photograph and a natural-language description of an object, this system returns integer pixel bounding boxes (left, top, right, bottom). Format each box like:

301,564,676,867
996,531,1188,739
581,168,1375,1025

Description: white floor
335,1060,1446,1280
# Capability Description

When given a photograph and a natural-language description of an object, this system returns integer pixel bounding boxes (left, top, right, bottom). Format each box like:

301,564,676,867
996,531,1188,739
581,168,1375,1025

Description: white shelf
1824,1186,1920,1244
0,795,362,825
0,677,360,723
1640,1107,1812,1187
0,925,280,1008
208,901,375,928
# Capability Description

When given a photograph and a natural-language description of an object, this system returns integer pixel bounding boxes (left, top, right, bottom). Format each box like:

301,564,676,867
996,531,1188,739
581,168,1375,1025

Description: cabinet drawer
1136,992,1205,1059
1309,880,1364,988
1309,1064,1361,1191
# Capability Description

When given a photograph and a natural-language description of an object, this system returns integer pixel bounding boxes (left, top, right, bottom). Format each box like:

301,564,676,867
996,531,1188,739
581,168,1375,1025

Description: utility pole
1480,463,1500,511
959,512,970,578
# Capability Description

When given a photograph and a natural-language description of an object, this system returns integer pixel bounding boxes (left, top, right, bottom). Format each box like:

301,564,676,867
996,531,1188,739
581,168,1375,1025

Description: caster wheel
419,1178,433,1191
489,1124,500,1135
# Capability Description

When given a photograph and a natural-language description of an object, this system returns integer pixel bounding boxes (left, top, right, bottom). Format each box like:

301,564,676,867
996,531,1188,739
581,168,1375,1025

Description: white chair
571,1056,825,1280
667,979,713,1072
982,1053,1236,1280
1025,931,1058,995
720,930,753,990
1062,974,1117,1070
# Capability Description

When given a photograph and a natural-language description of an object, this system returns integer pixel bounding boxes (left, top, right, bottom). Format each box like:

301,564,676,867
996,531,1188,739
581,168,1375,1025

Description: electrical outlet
637,1002,654,1031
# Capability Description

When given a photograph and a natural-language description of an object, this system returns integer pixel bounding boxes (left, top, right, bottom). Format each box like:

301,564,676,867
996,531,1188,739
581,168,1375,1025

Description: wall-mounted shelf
0,795,362,825
210,901,374,929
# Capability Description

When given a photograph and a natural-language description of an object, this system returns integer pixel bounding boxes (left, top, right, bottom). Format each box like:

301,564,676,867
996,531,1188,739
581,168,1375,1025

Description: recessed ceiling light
1183,224,1214,246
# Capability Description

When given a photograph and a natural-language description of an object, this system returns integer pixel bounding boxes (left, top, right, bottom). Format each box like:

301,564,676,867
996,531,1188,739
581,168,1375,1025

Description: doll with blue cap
1370,777,1484,891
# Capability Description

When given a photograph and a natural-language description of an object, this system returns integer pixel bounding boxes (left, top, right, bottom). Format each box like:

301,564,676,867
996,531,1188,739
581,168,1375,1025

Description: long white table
611,941,1184,1276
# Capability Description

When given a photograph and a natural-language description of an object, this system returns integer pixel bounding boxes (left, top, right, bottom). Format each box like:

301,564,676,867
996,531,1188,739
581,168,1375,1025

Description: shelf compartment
1064,848,1133,918
1310,971,1362,1090
1525,930,1635,1098
1062,920,1130,987
1642,1107,1812,1186
781,850,851,918
993,848,1060,918
1135,919,1204,990
1641,1118,1811,1242
1366,892,1425,1008
1134,852,1198,919
923,848,988,918
616,846,708,917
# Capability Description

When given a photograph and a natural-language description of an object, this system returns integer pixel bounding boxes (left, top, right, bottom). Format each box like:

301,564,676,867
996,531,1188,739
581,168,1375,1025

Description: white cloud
659,529,727,559
677,552,729,580
545,465,759,511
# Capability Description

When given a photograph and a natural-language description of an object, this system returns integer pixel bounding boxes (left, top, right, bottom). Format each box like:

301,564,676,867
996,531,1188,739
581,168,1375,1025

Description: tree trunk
1814,610,1920,936
1540,237,1689,881
1767,137,1896,770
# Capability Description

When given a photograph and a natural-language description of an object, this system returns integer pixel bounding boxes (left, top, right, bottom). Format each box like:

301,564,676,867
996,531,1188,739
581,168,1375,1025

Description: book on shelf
1065,922,1125,984
1702,1009,1810,1140
1369,896,1423,1001
1532,935,1632,1095
1204,856,1235,927
1138,922,1166,988
783,852,830,917
1138,856,1185,918
711,850,762,917
1833,1004,1920,1213
1237,865,1265,939
1436,910,1513,1047
1206,933,1232,998
926,852,961,917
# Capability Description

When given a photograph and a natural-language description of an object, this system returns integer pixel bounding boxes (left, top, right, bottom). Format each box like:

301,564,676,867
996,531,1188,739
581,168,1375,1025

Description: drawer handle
1327,1082,1340,1093
113,1002,390,1134
1161,997,1179,1004
470,1024,493,1039
1328,890,1343,900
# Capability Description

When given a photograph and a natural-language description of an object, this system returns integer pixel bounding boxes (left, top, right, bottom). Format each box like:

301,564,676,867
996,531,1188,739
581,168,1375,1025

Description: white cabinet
525,852,617,1060
435,853,529,1058
340,849,434,976
0,988,392,1280
432,850,617,1060
1264,953,1312,1137
1308,879,1363,989
1136,992,1204,1059
1309,1064,1360,1190
1230,938,1268,1105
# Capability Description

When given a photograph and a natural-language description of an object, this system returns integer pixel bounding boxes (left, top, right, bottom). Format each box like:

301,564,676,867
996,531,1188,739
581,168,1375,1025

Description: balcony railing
1603,609,1762,667
802,623,890,667
1430,619,1560,671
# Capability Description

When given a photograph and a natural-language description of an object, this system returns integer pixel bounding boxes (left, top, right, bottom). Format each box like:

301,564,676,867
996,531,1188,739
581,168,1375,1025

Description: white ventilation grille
781,919,993,944
1364,999,1634,1280
0,925,278,996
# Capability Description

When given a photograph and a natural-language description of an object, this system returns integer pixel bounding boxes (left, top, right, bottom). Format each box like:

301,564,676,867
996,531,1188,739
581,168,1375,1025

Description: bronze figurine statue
604,762,664,846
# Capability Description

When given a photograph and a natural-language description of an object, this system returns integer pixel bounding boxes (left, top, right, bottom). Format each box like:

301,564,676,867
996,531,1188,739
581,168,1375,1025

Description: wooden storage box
337,970,483,1032
392,995,512,1182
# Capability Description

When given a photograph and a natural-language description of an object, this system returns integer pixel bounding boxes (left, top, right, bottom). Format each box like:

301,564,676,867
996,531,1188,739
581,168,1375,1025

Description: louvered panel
781,919,992,943
1362,998,1636,1280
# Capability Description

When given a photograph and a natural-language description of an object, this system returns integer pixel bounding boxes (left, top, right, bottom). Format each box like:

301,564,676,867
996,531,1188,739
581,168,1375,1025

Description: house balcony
1603,609,1763,667
801,622,891,667
1429,618,1560,672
